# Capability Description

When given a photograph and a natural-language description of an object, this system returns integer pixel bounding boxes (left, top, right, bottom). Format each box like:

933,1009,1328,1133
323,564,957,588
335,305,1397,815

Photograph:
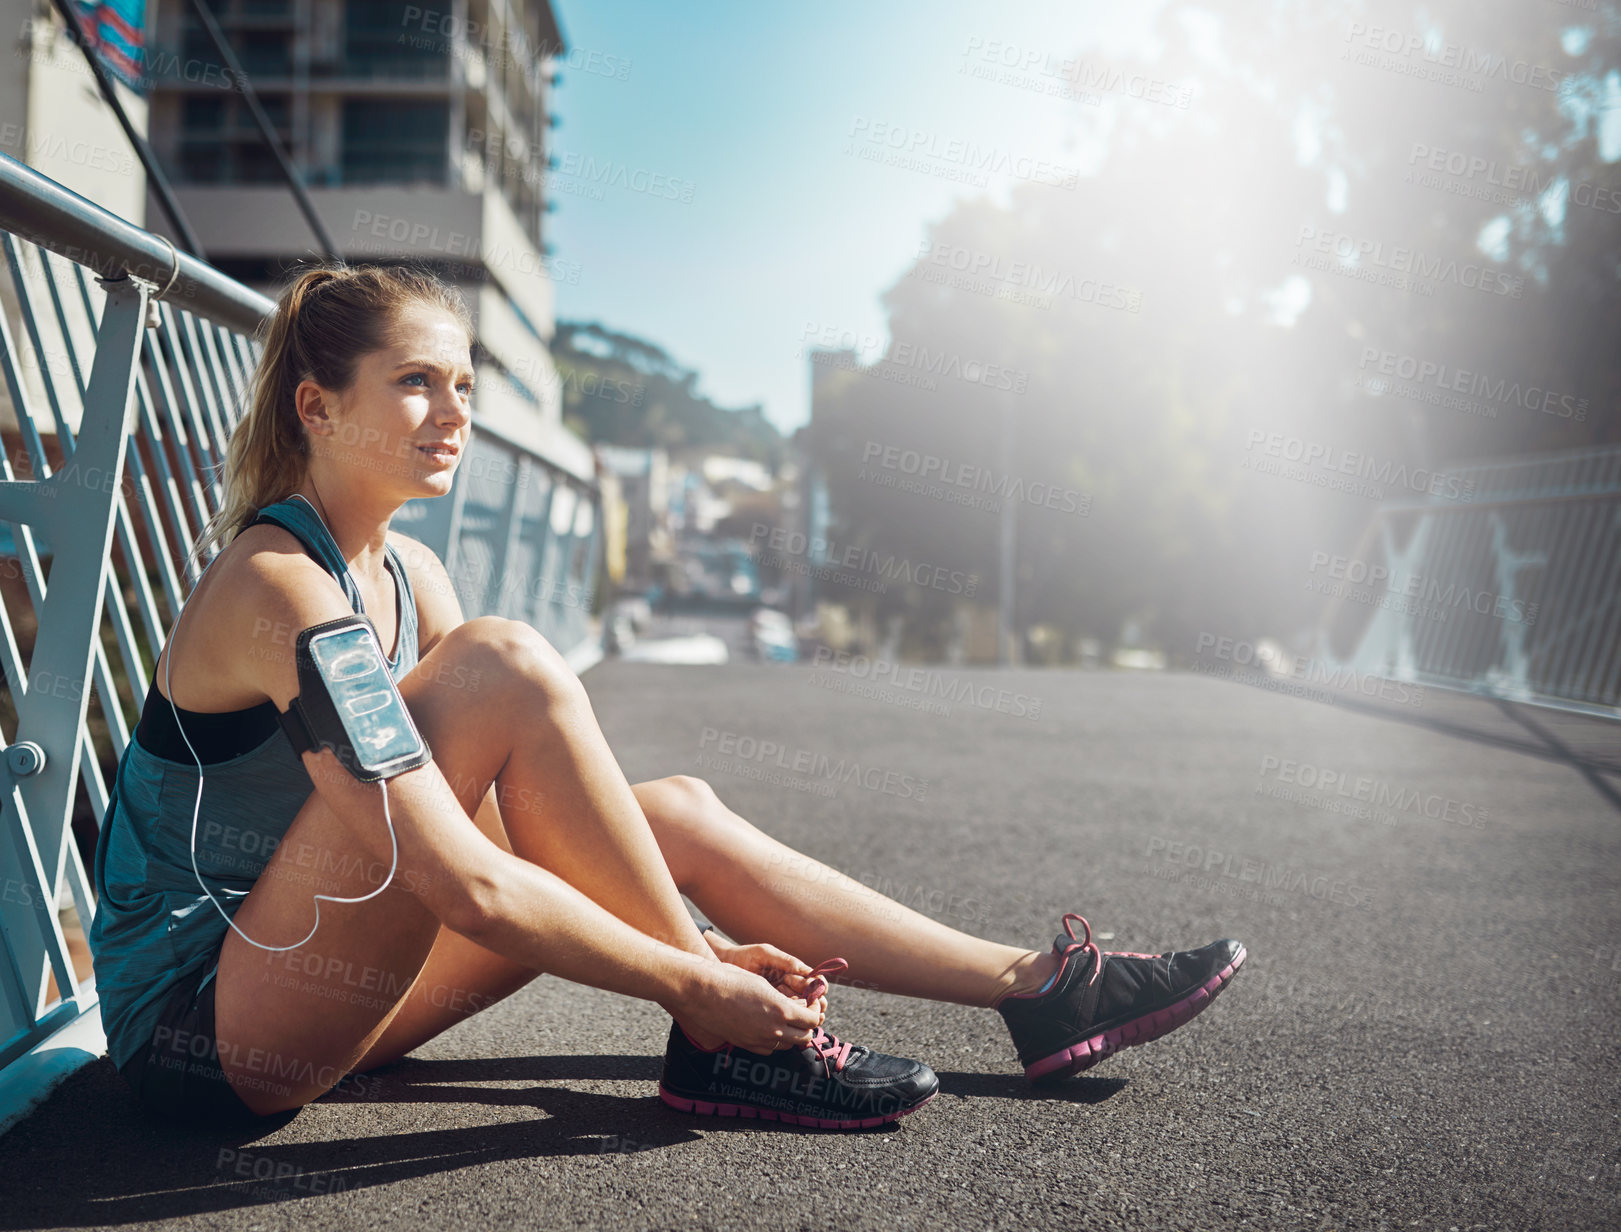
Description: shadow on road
1,1054,1107,1227
1308,683,1621,813
0,1056,692,1228
934,1070,1128,1104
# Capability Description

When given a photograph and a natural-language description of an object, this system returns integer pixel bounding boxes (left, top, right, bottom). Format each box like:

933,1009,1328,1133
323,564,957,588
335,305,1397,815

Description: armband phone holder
276,613,432,782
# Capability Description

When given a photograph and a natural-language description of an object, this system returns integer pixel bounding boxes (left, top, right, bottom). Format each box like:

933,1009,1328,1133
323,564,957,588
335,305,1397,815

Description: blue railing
1316,445,1621,720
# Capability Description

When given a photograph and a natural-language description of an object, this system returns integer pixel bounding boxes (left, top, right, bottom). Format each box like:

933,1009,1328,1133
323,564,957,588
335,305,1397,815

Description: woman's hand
664,959,826,1054
702,932,828,1018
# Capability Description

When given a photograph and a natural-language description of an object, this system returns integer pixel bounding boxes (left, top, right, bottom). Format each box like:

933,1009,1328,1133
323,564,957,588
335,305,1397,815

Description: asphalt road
3,664,1618,1231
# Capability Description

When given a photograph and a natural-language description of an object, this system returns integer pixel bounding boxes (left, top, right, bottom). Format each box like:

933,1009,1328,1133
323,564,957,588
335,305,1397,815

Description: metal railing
0,150,600,1123
1317,445,1621,720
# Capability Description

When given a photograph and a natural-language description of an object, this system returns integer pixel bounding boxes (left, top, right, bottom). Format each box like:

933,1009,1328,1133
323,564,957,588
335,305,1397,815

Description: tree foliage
797,0,1619,657
552,320,785,466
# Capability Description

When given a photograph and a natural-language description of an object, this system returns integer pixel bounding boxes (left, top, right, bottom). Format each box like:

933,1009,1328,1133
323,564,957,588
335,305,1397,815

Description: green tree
552,321,784,466
800,0,1619,659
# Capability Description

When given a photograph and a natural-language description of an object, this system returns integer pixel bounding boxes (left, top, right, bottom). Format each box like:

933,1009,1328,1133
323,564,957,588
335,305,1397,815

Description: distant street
612,602,762,664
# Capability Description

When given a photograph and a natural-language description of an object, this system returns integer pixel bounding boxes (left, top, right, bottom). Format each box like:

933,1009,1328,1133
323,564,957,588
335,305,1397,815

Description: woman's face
301,301,474,502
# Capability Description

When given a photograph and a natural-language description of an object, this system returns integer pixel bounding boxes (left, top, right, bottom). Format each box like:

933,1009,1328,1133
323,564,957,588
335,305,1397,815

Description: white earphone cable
178,494,399,952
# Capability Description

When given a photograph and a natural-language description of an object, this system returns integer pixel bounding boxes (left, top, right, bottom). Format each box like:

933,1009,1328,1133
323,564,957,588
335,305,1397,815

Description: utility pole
996,391,1018,666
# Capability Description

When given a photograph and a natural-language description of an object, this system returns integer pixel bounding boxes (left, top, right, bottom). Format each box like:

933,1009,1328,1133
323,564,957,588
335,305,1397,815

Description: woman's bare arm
224,547,823,1051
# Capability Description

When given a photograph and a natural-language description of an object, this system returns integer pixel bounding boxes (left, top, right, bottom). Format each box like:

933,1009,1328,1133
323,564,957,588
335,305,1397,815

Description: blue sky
545,1,1166,434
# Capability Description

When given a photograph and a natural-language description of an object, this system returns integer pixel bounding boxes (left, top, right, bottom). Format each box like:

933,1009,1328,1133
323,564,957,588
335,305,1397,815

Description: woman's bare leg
213,618,723,1113
629,776,1061,1007
353,769,1059,1076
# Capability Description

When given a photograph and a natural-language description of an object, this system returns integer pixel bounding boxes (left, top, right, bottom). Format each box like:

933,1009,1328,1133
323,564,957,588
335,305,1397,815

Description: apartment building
140,0,590,477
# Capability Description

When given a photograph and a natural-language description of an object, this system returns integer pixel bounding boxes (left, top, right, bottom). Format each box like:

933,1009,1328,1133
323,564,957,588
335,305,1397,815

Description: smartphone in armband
277,614,433,782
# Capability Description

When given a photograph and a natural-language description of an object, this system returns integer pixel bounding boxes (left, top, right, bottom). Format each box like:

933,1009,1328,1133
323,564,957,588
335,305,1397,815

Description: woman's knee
633,775,730,896
429,616,586,709
640,774,719,819
638,774,752,851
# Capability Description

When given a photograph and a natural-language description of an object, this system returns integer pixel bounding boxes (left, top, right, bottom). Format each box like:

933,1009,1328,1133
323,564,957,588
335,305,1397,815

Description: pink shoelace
800,958,853,1075
1060,913,1103,988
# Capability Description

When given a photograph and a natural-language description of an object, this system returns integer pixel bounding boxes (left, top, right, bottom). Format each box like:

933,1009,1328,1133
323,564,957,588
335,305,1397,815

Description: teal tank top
87,497,420,1069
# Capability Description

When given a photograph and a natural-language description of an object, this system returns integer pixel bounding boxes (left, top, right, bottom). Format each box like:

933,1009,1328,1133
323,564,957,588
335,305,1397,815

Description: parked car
687,539,762,605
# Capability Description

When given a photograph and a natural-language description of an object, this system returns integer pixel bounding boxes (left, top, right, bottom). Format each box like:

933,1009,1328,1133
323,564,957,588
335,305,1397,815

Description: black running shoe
658,959,939,1129
996,913,1246,1082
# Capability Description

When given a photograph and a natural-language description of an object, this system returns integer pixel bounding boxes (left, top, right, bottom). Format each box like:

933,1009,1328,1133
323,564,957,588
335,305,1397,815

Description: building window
341,100,448,185
176,94,294,184
180,25,291,78
345,0,451,79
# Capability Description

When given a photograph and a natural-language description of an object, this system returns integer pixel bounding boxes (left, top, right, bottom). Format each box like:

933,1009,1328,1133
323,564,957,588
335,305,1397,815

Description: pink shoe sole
657,1085,937,1130
1025,943,1248,1082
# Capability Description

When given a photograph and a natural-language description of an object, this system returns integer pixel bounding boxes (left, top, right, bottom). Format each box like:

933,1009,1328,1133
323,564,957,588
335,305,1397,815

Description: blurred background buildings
1,0,1617,679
